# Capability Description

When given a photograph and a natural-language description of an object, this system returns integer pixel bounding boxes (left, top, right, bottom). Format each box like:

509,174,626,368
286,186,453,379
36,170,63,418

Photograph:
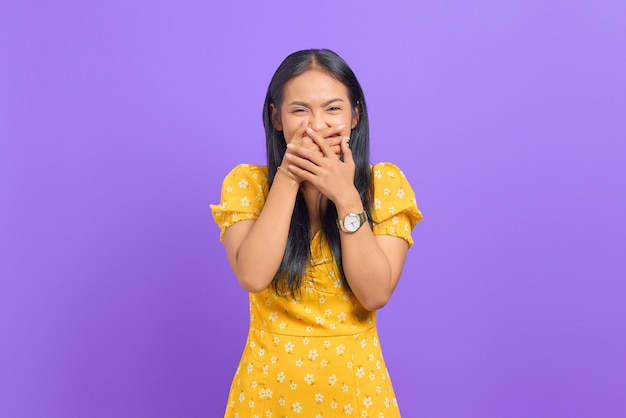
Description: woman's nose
309,115,328,131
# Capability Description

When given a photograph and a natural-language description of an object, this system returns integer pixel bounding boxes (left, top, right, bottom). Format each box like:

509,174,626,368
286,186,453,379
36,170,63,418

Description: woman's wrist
334,189,364,218
277,166,300,184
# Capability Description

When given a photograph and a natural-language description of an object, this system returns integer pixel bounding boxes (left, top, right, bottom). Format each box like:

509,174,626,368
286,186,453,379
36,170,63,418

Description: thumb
341,136,353,163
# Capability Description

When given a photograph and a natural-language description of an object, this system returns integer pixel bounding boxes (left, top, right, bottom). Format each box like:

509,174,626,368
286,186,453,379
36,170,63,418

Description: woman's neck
300,182,324,236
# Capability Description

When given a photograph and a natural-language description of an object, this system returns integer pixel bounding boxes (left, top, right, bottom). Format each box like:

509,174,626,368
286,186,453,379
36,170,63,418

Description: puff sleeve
210,164,269,241
370,162,423,247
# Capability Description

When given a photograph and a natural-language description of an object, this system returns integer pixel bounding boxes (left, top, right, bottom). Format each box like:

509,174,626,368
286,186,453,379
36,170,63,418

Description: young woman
211,49,422,417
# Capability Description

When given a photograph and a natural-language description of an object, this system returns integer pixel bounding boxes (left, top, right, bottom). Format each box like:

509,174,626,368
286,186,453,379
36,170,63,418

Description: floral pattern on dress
210,162,422,418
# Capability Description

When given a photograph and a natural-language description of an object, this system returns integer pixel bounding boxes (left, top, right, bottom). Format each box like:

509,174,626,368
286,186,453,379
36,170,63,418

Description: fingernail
306,127,314,134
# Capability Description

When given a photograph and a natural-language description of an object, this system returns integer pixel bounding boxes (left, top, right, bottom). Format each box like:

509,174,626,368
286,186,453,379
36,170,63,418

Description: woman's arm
223,124,347,293
285,130,409,310
222,169,300,293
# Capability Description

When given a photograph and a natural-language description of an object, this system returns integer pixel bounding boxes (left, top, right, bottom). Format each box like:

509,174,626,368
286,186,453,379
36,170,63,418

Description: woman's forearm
225,172,300,292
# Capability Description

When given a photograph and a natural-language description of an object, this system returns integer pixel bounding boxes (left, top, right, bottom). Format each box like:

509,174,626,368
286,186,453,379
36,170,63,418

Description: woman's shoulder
225,163,268,177
370,162,408,181
221,163,269,186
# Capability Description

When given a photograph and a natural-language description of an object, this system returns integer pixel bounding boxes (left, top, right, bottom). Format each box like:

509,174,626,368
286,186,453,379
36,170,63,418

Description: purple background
1,1,625,417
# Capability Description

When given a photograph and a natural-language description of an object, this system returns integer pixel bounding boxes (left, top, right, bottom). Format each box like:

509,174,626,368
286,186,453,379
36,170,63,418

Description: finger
340,136,353,164
288,120,309,143
313,124,346,139
305,127,334,158
285,151,321,175
324,135,343,156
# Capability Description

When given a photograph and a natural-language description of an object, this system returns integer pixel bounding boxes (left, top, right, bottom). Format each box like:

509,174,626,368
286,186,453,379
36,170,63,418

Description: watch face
344,214,360,232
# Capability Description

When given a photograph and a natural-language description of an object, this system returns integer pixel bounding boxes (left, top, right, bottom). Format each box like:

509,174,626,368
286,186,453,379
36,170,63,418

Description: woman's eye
328,107,341,111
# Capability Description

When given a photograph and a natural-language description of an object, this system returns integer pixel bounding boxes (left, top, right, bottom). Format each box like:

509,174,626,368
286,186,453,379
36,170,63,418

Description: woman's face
271,69,359,143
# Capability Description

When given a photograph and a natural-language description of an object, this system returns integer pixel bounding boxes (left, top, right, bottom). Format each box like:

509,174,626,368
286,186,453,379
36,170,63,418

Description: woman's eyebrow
287,98,345,107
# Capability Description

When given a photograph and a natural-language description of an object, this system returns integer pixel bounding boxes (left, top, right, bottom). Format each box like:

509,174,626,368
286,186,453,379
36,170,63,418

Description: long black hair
262,49,372,296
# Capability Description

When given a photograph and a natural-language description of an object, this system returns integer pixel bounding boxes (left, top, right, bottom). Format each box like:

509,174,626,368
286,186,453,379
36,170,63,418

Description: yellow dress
211,162,422,418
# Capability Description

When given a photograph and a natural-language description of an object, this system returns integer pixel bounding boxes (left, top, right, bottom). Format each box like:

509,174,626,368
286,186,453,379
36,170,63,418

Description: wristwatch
337,211,368,233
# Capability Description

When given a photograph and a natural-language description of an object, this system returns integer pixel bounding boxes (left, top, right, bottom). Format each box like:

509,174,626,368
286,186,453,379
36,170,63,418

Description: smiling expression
271,69,359,143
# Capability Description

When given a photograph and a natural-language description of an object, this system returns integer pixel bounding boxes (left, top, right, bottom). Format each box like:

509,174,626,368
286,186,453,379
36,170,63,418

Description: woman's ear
351,101,361,129
270,103,283,131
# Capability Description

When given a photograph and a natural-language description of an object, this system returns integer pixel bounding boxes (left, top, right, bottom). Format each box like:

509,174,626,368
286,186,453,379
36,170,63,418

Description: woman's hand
285,126,359,208
281,123,347,184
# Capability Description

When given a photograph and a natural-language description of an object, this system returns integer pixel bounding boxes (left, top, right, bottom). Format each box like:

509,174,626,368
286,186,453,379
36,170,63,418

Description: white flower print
273,336,280,346
360,338,367,348
328,374,337,385
329,323,337,330
344,403,354,414
295,359,303,367
319,296,326,304
374,169,382,179
289,381,297,390
342,383,349,392
323,339,331,349
277,371,285,383
324,309,332,318
320,359,329,367
384,397,390,408
238,179,249,188
270,356,277,364
238,391,245,402
292,402,302,413
388,205,395,214
331,400,338,409
302,337,310,345
259,388,273,399
225,186,233,193
356,366,365,378
284,341,294,353
337,312,347,323
314,316,324,325
396,187,405,198
392,216,399,225
246,363,253,373
386,170,395,178
258,348,265,357
305,326,313,333
248,400,254,408
279,322,286,330
240,197,250,207
278,397,285,407
336,344,345,356
268,311,278,321
251,380,257,388
315,392,324,403
304,373,315,385
369,372,375,380
308,349,318,360
383,187,390,196
374,198,381,209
